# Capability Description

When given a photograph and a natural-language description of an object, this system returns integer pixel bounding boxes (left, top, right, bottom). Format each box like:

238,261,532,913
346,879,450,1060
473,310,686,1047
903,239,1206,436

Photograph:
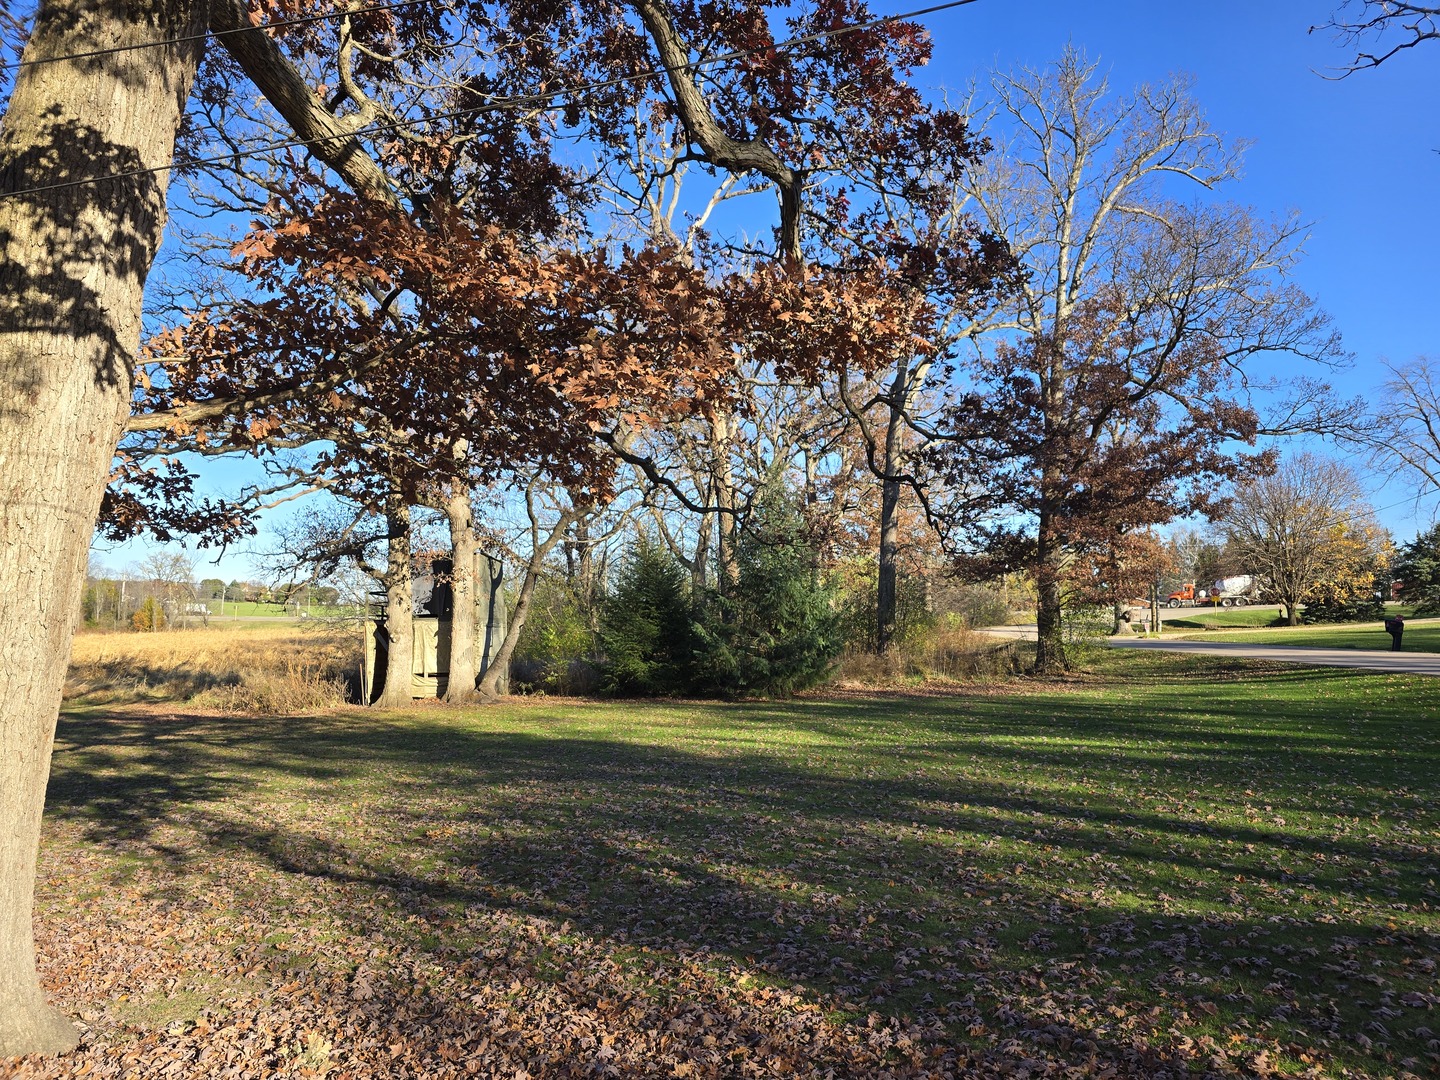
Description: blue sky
920,0,1439,521
923,1,1437,359
94,0,1439,580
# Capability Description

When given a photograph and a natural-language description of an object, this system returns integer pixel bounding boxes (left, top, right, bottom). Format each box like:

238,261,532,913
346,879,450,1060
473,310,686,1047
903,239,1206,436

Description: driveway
1107,637,1440,676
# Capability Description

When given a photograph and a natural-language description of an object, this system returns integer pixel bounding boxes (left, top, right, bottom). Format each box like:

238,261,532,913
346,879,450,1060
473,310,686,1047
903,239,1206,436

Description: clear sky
919,0,1439,526
92,0,1439,580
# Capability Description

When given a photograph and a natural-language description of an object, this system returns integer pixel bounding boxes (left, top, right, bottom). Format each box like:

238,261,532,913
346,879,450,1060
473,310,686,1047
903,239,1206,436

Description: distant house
361,552,508,701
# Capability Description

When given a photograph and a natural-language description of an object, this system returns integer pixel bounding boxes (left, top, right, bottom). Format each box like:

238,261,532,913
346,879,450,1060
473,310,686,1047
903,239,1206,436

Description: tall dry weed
67,623,358,713
834,620,1025,687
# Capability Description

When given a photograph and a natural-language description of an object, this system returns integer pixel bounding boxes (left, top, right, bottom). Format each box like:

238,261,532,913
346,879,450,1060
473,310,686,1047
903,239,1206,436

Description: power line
0,0,979,202
0,0,428,72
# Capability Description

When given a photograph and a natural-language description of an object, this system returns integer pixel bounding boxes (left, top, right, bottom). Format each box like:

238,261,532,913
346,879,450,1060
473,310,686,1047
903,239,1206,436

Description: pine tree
695,493,842,698
1394,525,1440,615
598,541,696,697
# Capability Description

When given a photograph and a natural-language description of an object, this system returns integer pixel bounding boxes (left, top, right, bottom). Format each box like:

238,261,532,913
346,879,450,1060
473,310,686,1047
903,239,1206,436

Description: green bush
1060,604,1112,667
511,575,599,693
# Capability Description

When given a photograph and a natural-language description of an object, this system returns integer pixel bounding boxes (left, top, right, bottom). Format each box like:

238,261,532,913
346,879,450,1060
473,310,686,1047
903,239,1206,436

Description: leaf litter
8,655,1440,1078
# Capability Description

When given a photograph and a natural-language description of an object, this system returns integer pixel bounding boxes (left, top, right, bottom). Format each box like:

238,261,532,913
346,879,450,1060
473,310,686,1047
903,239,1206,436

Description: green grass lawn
23,652,1440,1078
1162,607,1288,630
1180,618,1440,654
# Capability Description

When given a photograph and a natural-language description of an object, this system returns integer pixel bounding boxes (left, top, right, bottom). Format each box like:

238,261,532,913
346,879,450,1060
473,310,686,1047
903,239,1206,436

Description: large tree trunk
442,486,481,704
1033,506,1068,674
876,474,902,653
875,397,907,654
0,0,206,1056
689,509,710,594
710,410,739,590
373,499,415,708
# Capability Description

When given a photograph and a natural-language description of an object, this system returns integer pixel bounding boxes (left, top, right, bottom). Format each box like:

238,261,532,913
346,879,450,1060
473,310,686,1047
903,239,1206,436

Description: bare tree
1313,2,1440,71
138,550,200,628
1222,453,1386,624
1368,356,1440,501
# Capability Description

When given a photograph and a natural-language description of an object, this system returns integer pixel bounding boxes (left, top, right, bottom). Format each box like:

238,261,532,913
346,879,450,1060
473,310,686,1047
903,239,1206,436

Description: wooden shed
361,551,508,701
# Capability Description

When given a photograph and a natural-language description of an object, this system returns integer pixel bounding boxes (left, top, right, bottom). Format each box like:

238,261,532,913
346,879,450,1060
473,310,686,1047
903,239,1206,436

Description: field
12,633,1440,1078
66,623,360,711
1162,608,1291,631
200,601,359,619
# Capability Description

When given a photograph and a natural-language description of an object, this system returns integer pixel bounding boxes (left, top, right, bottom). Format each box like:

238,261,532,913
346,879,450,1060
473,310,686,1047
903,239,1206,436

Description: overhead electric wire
0,0,979,202
0,0,429,72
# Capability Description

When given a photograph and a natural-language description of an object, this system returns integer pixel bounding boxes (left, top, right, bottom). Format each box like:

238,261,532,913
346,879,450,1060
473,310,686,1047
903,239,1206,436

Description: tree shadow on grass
42,688,1440,1075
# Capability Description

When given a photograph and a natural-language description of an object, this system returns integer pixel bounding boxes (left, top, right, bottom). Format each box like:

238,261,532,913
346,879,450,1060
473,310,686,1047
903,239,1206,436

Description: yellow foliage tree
1223,454,1388,624
131,597,166,633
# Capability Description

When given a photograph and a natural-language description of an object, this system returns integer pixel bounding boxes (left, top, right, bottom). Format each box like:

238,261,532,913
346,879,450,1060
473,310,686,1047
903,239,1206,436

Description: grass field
67,623,360,710
15,646,1439,1078
199,600,358,618
1162,607,1290,630
1178,618,1440,654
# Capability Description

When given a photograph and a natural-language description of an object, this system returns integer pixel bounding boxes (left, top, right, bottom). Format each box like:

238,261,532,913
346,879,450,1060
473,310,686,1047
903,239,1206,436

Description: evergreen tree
598,541,696,697
695,493,842,698
1394,524,1440,615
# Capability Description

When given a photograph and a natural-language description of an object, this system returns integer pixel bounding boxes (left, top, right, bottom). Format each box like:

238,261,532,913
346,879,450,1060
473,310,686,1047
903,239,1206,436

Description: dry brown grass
66,622,358,713
833,620,1027,687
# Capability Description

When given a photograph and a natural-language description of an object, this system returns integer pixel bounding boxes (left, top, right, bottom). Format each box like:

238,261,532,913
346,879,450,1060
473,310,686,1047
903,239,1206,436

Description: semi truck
1165,575,1261,608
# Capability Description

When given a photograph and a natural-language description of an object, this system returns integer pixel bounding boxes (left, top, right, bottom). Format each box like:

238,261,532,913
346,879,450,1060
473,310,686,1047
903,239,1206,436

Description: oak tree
928,50,1341,672
1,0,961,1052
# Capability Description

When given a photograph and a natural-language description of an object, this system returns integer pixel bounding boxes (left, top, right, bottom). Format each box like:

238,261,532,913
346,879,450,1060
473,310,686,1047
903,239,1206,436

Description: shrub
131,596,165,632
1060,604,1113,667
511,576,600,693
834,616,1025,685
947,583,1011,629
832,559,934,653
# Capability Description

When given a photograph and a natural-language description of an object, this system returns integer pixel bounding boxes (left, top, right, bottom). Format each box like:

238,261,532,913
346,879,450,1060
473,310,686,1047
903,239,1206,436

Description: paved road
1107,637,1440,676
976,624,1440,675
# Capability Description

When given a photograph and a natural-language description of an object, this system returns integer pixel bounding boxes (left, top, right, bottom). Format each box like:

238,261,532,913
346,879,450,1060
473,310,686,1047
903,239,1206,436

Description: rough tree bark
710,410,740,590
0,0,413,1050
1033,518,1067,674
442,484,482,704
1033,448,1068,674
0,0,209,1055
835,349,940,656
373,497,415,708
874,389,910,653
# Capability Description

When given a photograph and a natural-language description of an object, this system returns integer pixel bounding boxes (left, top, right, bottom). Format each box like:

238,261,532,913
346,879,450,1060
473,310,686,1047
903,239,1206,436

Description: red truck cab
1166,583,1209,607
